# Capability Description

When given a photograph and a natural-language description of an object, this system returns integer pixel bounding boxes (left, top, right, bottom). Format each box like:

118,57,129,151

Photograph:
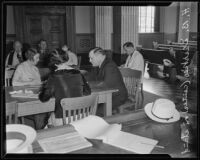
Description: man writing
89,47,128,114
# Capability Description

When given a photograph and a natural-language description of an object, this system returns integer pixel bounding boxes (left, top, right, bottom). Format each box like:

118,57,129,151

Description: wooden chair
60,94,98,125
119,68,142,113
6,101,18,124
5,69,15,87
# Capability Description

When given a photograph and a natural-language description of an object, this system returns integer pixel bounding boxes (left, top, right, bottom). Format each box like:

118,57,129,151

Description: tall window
139,6,155,33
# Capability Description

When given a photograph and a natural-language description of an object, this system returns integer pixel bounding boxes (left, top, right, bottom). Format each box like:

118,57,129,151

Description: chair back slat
61,94,98,125
78,109,81,120
73,110,76,121
120,68,141,97
119,68,142,111
6,101,18,124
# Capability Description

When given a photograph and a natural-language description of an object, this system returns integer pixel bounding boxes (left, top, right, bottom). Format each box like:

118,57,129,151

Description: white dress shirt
124,50,144,82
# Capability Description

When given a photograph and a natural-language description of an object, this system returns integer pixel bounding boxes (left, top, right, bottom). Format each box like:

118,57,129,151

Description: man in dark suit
89,47,128,113
36,39,50,68
5,40,26,68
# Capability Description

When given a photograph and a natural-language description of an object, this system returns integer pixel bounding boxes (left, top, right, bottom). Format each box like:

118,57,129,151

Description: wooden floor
143,76,197,113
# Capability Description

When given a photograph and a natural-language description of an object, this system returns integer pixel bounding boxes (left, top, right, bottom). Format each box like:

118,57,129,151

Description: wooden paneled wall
138,33,164,49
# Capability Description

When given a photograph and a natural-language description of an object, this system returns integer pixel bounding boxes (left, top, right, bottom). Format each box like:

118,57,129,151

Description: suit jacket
39,69,91,118
97,57,128,108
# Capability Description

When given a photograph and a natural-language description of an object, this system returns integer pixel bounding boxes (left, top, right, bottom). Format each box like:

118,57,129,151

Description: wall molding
138,32,164,48
6,34,16,43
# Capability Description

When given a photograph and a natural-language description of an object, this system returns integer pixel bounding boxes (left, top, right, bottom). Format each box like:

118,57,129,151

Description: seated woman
12,48,41,86
39,48,91,126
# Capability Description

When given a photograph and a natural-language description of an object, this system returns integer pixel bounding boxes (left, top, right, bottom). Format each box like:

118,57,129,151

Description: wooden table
32,110,191,157
5,83,118,117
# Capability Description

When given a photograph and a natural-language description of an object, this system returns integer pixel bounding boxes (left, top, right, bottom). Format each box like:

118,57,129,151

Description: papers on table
11,93,38,98
71,115,158,154
9,89,38,98
9,90,38,98
38,131,92,153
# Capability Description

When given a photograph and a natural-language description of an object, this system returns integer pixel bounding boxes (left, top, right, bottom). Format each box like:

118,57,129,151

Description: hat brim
144,103,180,123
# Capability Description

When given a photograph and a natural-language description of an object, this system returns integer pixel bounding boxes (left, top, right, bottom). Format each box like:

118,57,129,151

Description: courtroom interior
3,1,198,158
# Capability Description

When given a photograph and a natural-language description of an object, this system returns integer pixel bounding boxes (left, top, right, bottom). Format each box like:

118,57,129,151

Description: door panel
14,6,75,53
25,7,66,51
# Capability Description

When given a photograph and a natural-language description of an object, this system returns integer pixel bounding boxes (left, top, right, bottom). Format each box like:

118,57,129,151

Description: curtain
95,6,113,50
121,6,139,53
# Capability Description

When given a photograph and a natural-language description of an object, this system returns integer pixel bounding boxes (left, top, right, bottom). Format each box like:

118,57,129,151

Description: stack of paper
38,131,92,153
71,115,158,154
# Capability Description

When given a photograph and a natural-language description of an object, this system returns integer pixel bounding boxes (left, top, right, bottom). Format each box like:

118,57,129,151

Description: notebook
38,131,92,153
71,115,158,154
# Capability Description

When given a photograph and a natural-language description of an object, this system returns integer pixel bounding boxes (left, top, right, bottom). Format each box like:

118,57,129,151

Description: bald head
89,47,106,67
13,41,22,53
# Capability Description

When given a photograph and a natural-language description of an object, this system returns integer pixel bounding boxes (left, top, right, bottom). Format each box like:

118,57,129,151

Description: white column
95,6,113,49
121,6,139,53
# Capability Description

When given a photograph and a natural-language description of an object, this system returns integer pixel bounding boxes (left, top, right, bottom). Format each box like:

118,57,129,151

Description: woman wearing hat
136,99,183,154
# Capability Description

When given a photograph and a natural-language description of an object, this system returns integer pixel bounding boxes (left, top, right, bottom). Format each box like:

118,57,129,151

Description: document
71,115,158,154
38,131,92,153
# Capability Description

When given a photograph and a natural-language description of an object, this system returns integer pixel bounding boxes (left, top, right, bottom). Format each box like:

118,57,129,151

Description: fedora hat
144,98,180,123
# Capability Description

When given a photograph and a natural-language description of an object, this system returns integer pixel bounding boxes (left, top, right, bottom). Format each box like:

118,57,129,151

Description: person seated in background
39,48,91,126
89,47,128,114
36,39,50,68
137,99,183,154
152,41,159,49
122,42,144,81
62,44,78,66
163,47,177,82
5,40,26,68
12,48,41,86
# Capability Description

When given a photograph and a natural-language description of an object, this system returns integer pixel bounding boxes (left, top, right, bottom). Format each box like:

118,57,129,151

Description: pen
141,142,165,149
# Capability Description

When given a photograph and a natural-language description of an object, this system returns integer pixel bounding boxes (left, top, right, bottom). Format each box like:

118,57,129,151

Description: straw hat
163,59,173,67
144,98,180,123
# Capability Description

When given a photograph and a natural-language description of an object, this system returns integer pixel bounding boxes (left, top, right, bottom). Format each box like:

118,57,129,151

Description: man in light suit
122,42,144,77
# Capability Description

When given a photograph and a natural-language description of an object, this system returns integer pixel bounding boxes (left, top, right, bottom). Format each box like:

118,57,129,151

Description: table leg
103,93,112,116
